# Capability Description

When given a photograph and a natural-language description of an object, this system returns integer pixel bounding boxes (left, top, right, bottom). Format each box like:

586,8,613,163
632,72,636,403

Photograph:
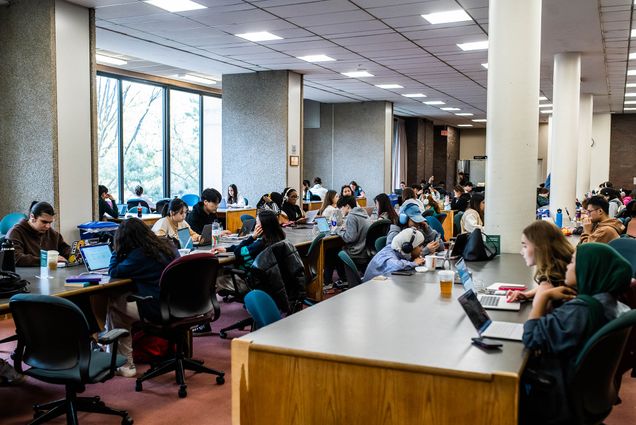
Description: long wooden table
232,254,534,425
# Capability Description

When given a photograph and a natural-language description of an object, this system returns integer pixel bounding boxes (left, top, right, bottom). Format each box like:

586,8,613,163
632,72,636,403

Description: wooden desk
302,201,323,212
442,209,454,241
0,266,132,315
233,254,534,425
217,208,257,233
107,213,162,227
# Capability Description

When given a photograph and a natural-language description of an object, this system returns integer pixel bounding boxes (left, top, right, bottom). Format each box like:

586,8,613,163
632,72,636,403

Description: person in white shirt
152,198,200,242
310,177,328,200
133,185,156,210
461,193,485,233
318,190,343,225
226,184,246,207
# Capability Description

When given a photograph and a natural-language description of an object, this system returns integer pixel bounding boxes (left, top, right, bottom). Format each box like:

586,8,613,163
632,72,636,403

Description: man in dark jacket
186,188,230,235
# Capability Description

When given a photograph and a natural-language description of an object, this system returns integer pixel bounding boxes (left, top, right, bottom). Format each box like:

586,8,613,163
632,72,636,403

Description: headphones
399,212,408,225
401,228,417,254
282,187,291,202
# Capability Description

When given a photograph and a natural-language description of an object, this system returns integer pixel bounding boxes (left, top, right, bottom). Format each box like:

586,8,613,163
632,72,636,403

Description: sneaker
116,363,137,378
0,359,25,386
192,322,212,336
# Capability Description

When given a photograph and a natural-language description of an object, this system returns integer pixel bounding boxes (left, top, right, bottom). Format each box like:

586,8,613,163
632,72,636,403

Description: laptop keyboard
479,295,500,307
487,322,522,339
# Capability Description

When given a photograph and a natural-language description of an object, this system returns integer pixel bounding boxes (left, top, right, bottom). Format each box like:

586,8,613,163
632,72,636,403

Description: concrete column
549,53,581,221
576,94,593,199
484,0,542,253
590,113,611,190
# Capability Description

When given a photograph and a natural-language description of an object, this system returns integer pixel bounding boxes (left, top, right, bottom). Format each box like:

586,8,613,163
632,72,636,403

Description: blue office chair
181,194,200,207
10,294,132,425
240,214,254,223
126,199,150,213
425,216,445,240
338,250,362,287
0,212,27,236
244,290,282,330
609,238,636,277
243,197,249,206
374,235,387,252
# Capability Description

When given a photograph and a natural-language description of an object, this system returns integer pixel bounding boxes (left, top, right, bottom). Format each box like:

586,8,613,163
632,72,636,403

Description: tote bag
462,228,498,261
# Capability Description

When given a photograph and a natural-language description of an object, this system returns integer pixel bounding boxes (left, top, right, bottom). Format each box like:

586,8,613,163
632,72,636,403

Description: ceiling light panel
424,101,445,105
402,93,426,98
421,10,472,25
375,84,403,89
297,54,335,62
235,31,282,42
96,54,127,66
145,0,206,13
457,41,489,51
342,71,374,78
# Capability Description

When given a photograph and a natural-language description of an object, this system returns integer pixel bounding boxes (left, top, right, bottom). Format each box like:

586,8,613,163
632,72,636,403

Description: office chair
9,294,132,425
240,214,254,223
338,250,362,287
453,211,464,237
609,238,636,277
154,198,171,214
300,233,325,304
365,219,391,257
126,199,150,212
374,235,387,253
244,290,282,330
180,194,200,207
0,212,27,237
425,216,445,241
131,253,224,398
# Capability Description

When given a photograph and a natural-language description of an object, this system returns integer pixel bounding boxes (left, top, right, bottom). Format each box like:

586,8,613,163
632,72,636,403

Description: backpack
0,271,30,297
462,228,498,261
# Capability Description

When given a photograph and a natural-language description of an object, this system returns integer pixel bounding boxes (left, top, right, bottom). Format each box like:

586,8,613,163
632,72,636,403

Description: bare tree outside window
170,89,200,197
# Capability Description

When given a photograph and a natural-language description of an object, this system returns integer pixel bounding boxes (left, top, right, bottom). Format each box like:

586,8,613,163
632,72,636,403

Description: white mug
425,255,436,269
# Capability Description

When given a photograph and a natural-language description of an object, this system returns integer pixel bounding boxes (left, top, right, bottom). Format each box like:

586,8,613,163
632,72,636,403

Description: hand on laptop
506,290,529,303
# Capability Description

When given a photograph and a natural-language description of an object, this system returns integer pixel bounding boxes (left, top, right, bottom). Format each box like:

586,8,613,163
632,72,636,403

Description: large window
96,73,221,204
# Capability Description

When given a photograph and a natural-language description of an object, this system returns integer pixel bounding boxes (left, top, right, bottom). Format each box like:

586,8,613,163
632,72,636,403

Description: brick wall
609,115,636,190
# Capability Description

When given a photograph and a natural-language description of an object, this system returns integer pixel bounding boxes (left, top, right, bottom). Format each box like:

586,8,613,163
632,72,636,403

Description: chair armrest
97,328,130,345
126,294,154,303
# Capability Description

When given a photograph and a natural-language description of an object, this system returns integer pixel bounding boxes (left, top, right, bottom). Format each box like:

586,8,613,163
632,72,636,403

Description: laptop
117,204,128,217
197,224,213,246
305,209,319,224
314,216,330,233
177,227,194,251
433,233,467,261
458,290,524,341
455,258,521,311
79,243,112,275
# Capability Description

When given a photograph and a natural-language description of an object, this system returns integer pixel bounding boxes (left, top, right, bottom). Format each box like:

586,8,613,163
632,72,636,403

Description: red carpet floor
2,298,636,425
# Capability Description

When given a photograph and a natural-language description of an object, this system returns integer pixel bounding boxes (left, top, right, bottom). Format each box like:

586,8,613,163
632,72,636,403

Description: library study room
2,0,636,424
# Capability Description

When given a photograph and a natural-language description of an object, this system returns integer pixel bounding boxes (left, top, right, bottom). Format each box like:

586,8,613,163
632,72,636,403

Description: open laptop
177,227,194,251
458,290,524,341
305,209,319,224
433,233,467,261
117,204,128,217
314,216,330,233
197,224,213,246
79,243,112,275
455,258,521,311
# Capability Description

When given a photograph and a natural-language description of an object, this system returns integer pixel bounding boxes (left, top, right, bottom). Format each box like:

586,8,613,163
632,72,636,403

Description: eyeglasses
586,208,600,214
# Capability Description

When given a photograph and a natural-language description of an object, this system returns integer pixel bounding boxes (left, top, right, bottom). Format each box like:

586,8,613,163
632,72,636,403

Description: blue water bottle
555,208,563,228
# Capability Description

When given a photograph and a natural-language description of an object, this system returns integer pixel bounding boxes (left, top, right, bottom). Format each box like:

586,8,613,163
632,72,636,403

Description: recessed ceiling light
145,0,206,12
441,107,460,111
625,100,636,104
457,124,473,127
625,93,636,97
632,29,636,38
297,54,335,62
540,110,553,114
235,31,282,42
342,70,374,78
180,74,216,85
472,119,487,123
481,63,488,69
96,54,127,66
421,9,471,25
627,83,636,88
539,96,548,101
628,69,636,76
424,100,445,105
630,52,636,60
402,93,426,98
624,107,636,111
456,113,474,116
457,41,488,51
375,84,403,89
539,104,553,108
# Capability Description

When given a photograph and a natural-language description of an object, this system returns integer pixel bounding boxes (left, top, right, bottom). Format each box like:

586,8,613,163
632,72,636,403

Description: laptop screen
457,290,492,334
305,209,319,223
177,227,193,250
314,216,330,233
80,244,112,272
455,258,473,291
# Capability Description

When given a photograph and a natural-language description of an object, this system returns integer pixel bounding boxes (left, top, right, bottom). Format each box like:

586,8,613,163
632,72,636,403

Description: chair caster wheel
122,415,134,425
219,331,228,339
216,375,225,385
178,385,187,398
135,381,142,392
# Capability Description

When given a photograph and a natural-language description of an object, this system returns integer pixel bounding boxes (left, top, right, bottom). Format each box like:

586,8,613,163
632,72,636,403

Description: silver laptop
305,209,319,224
455,258,520,311
458,290,524,341
79,243,112,275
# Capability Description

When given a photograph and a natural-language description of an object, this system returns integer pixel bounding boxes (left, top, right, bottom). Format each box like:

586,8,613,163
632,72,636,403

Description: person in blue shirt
363,228,426,281
349,180,366,198
106,218,178,378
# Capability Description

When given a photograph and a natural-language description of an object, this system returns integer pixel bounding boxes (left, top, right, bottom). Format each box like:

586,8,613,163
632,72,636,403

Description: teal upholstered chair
244,290,282,330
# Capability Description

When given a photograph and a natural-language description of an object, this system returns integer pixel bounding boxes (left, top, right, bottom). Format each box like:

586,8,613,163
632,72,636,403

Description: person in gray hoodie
337,195,372,270
386,202,442,257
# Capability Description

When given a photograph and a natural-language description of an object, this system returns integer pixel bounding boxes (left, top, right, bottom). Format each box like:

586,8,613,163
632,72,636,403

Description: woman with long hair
374,193,399,225
507,220,574,303
423,194,441,215
319,190,341,223
460,193,484,233
227,184,245,206
153,198,200,243
107,218,178,378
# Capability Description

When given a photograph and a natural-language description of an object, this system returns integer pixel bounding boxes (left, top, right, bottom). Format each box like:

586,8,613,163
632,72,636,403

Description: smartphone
391,270,415,276
471,337,503,349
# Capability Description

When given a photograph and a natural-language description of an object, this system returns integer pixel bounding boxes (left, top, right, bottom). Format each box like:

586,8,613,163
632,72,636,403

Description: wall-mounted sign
441,130,448,136
474,155,487,160
289,155,300,167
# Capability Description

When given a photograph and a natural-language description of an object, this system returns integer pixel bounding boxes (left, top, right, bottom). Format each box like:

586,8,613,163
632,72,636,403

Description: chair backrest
0,212,27,234
181,194,200,207
435,212,447,225
239,219,256,236
244,290,282,330
158,252,220,322
374,235,387,252
338,250,362,287
243,197,249,206
240,214,254,223
365,219,391,257
571,310,636,423
425,216,445,240
302,233,325,282
155,198,171,214
10,294,91,379
127,199,150,212
453,211,464,237
609,238,636,278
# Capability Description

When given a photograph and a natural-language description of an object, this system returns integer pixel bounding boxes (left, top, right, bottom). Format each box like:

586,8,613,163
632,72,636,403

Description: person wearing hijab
520,243,632,424
362,228,426,281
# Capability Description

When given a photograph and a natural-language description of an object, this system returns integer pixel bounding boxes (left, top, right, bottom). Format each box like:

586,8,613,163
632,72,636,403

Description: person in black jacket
186,188,231,235
98,185,119,219
450,185,471,212
281,188,306,223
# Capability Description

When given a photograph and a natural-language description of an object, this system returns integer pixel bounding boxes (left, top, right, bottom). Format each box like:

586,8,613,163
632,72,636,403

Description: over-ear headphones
401,228,417,254
399,212,408,225
282,187,291,202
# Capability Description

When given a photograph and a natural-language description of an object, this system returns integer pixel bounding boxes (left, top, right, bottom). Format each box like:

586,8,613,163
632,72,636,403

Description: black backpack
0,271,30,297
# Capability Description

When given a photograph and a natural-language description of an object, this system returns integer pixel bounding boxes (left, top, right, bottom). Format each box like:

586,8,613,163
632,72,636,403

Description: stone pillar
549,53,581,222
576,94,593,199
484,0,542,253
446,126,459,189
590,113,612,190
405,117,434,184
222,71,303,205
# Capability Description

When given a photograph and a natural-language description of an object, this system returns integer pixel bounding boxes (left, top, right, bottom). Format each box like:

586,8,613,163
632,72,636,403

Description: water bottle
555,208,563,228
211,221,220,247
1,238,16,272
444,195,451,211
137,202,142,218
330,213,338,234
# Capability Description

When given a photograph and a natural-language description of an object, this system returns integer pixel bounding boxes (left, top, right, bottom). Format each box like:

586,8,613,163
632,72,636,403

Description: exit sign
441,130,448,136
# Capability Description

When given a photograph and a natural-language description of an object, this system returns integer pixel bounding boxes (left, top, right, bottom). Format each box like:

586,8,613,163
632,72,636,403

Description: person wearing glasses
579,195,624,244
281,188,306,223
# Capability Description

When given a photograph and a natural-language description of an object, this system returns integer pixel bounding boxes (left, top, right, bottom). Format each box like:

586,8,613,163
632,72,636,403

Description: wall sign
289,155,300,167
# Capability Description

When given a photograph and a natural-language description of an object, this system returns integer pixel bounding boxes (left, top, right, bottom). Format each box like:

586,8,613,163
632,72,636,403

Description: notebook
457,290,524,341
455,258,520,311
79,244,112,275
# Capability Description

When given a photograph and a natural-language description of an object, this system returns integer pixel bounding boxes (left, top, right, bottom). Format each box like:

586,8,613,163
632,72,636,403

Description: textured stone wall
0,0,58,217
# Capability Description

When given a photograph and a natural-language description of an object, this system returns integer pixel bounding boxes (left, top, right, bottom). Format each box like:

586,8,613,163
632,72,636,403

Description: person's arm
109,250,139,278
385,254,424,271
152,219,168,237
58,235,71,261
99,198,118,218
11,237,40,266
186,223,200,242
339,217,358,243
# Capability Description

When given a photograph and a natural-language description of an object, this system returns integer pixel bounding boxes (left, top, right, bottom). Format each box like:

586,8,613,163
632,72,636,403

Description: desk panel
217,208,257,233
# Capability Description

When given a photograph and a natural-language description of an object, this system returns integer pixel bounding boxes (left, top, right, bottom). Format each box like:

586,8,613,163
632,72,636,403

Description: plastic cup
425,255,436,269
47,250,59,271
438,270,454,297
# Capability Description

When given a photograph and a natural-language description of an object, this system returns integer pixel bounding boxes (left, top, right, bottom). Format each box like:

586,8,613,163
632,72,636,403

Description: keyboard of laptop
479,295,500,307
485,322,523,339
